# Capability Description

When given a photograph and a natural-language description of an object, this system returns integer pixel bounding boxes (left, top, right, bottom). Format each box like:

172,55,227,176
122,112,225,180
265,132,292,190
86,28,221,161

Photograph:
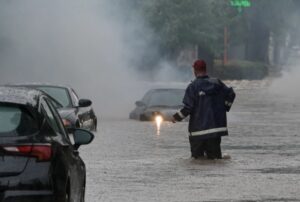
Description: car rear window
0,105,38,137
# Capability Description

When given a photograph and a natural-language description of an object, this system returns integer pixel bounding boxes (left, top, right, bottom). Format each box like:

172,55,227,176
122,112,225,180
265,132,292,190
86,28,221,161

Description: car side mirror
73,128,94,149
135,101,145,107
78,99,92,107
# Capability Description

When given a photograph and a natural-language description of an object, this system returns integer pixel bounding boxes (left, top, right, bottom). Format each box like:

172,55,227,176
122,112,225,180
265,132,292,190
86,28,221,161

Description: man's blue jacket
173,75,235,139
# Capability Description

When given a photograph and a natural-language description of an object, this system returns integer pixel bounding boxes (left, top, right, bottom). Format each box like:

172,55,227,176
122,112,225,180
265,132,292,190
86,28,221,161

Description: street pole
223,26,228,65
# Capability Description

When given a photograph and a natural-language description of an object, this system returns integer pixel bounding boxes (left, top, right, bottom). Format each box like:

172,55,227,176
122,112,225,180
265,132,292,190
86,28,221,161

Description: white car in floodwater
129,88,186,121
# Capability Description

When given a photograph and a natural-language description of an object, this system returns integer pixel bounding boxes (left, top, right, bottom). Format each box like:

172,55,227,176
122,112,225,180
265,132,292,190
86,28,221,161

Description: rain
0,0,300,201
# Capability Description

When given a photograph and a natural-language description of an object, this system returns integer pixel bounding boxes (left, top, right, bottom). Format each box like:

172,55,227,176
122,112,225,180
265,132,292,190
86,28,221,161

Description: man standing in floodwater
172,59,235,159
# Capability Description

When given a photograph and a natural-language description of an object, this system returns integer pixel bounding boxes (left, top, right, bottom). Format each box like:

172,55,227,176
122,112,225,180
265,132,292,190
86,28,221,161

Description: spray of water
269,54,300,99
0,1,146,117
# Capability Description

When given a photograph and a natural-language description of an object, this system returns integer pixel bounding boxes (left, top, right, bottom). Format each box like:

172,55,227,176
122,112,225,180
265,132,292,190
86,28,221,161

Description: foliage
140,0,237,58
214,60,268,80
138,0,299,64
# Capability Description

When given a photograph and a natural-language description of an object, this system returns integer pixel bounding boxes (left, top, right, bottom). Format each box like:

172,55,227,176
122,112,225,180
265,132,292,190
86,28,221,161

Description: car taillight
3,145,52,161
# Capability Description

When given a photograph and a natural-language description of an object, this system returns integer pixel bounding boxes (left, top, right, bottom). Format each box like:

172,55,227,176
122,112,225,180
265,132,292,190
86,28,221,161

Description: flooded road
81,80,300,202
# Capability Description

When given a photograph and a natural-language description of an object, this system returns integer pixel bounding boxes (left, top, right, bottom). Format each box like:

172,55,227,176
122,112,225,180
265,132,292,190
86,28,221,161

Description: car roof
6,82,71,90
143,88,185,99
0,86,43,108
6,83,75,108
151,88,184,90
148,88,185,92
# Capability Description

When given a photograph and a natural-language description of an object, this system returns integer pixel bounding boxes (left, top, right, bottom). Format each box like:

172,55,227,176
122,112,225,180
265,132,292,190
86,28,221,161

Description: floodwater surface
81,80,300,202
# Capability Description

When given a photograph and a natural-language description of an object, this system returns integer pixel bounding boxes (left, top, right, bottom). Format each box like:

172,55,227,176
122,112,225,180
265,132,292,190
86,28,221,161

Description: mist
0,0,171,118
270,61,300,99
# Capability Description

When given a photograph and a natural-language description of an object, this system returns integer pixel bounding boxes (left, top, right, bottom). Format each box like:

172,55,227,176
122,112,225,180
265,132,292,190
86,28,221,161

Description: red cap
193,59,206,72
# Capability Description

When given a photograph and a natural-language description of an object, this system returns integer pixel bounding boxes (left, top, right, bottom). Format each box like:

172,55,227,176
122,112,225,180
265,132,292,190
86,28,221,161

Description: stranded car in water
7,83,97,132
129,88,186,121
0,87,94,202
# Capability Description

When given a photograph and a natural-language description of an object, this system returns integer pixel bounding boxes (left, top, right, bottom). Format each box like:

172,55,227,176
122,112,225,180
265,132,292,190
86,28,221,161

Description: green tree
139,0,299,66
232,0,295,64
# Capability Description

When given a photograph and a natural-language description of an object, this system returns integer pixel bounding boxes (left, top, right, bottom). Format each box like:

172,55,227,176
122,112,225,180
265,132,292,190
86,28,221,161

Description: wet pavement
81,80,300,202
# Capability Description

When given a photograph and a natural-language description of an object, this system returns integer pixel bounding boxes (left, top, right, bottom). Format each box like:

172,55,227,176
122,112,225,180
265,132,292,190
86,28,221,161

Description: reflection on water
155,115,163,135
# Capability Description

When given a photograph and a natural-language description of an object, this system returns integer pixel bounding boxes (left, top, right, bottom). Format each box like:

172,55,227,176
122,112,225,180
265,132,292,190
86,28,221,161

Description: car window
36,86,72,108
142,90,153,103
70,89,79,106
40,99,62,135
146,90,185,107
47,97,63,109
0,104,38,137
45,98,69,140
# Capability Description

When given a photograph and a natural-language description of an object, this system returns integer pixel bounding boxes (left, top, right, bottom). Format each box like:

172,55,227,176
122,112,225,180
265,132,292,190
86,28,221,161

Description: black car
8,84,97,131
129,88,186,121
0,86,94,202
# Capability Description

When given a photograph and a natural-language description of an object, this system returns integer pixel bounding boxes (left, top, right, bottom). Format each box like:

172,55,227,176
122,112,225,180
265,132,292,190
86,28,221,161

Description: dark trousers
189,136,222,159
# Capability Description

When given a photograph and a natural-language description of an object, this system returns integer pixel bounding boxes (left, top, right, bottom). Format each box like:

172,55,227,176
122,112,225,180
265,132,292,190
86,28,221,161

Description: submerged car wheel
139,114,148,121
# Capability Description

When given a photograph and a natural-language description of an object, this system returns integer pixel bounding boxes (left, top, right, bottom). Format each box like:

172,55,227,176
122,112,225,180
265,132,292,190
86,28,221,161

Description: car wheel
94,119,97,131
140,114,148,121
75,120,81,128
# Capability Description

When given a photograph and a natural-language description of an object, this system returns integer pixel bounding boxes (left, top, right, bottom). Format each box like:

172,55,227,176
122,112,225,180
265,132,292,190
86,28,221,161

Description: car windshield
146,89,185,107
36,87,71,107
0,104,38,137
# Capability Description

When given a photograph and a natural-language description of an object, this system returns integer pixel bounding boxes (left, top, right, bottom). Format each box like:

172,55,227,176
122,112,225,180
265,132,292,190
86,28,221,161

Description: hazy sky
1,0,298,117
0,0,158,117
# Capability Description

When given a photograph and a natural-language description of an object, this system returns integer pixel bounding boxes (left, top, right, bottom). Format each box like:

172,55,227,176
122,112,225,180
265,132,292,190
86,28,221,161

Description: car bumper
1,190,54,202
